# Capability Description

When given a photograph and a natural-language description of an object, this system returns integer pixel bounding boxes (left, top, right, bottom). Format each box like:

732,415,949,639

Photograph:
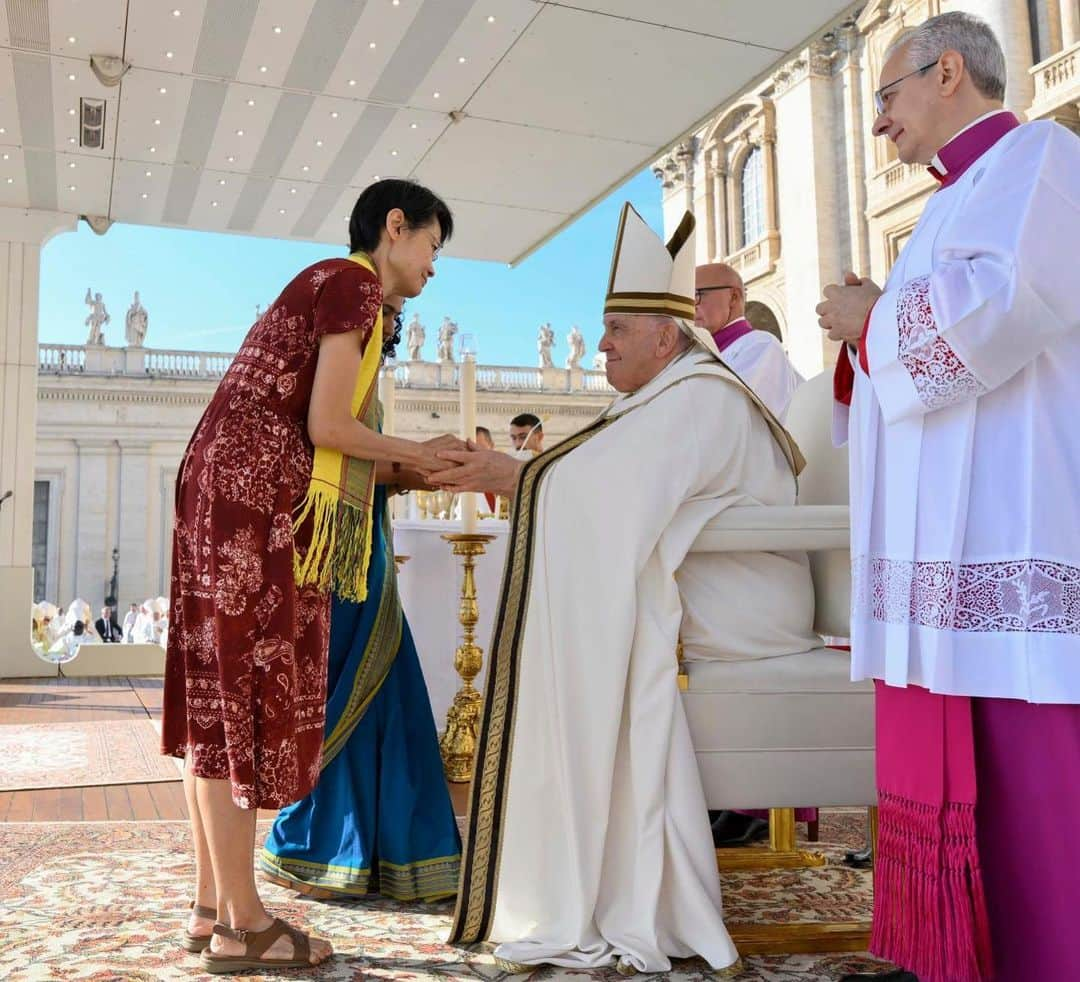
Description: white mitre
603,204,722,361
603,202,804,477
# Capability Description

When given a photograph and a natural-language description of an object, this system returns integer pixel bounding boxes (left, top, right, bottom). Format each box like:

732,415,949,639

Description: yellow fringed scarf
293,252,384,603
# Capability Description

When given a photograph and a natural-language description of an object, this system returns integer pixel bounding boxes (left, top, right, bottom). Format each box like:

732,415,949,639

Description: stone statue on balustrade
537,322,555,368
125,290,149,347
437,316,458,362
565,325,586,370
84,288,110,345
593,350,607,371
406,314,426,361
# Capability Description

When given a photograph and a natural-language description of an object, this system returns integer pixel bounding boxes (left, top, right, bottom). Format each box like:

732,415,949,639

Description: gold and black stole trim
448,414,615,944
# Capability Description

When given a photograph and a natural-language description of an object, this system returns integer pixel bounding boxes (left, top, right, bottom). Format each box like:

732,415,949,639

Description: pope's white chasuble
449,350,798,972
841,120,1080,703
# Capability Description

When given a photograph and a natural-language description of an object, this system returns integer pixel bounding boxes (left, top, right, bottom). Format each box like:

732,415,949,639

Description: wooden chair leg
807,818,820,842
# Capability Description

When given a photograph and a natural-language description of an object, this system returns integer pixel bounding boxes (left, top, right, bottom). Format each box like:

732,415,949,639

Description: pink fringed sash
872,681,993,982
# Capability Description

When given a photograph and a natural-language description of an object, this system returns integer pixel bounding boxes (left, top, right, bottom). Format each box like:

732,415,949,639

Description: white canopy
0,0,856,262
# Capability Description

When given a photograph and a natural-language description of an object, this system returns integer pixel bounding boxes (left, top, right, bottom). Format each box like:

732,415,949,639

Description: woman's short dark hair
349,179,453,255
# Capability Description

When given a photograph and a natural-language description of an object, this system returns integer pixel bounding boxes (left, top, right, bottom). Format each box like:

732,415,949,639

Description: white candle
379,365,396,436
459,355,477,533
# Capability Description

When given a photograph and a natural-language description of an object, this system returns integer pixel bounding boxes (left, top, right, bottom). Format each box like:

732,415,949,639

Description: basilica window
740,147,765,248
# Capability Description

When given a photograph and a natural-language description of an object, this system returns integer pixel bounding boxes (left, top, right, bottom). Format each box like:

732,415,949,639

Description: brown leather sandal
199,917,326,974
182,902,216,953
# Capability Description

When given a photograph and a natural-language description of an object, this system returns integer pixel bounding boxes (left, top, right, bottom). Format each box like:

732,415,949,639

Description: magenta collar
711,317,754,352
928,111,1020,188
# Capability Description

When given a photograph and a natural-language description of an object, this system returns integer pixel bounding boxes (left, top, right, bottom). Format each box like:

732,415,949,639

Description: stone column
970,0,1035,111
841,25,871,277
73,441,111,606
116,442,151,609
761,134,780,238
772,44,841,379
1063,0,1080,48
0,208,76,678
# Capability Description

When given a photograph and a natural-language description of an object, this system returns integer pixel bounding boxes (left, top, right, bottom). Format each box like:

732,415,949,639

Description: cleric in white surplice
820,12,1080,982
432,204,805,974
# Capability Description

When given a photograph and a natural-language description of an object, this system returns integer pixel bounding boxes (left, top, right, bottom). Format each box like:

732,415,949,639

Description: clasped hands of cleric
815,271,883,344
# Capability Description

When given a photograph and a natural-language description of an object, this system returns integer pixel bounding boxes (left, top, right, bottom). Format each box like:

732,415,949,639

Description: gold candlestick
439,532,496,782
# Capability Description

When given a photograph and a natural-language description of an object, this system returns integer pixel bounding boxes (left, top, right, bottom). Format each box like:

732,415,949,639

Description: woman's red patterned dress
161,258,381,809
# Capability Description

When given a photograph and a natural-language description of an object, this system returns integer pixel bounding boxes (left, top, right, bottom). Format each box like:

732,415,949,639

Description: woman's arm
308,330,445,475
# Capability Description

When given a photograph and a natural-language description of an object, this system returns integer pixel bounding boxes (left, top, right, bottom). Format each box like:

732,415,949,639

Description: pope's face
599,314,672,393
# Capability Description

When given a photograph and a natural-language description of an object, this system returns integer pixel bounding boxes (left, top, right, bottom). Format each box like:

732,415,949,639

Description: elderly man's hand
816,271,882,344
428,442,524,498
423,433,468,453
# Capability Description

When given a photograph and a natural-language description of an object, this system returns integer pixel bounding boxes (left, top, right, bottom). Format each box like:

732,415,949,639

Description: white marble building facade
655,0,1080,379
33,343,613,608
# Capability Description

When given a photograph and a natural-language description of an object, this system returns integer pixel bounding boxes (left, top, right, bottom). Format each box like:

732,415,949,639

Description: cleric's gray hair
886,12,1006,102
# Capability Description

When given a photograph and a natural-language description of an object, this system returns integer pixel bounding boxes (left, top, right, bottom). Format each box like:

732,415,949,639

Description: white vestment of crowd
472,349,800,972
839,118,1080,702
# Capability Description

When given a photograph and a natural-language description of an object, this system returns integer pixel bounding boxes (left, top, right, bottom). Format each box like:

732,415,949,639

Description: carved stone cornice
773,37,839,95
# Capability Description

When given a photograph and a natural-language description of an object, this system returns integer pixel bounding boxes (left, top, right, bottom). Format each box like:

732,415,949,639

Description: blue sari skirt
260,496,461,901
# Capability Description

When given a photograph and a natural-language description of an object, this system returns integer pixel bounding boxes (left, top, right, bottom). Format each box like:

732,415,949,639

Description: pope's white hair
886,12,1006,102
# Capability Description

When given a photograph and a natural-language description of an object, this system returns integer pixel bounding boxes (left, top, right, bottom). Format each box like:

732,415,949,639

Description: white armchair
682,369,876,955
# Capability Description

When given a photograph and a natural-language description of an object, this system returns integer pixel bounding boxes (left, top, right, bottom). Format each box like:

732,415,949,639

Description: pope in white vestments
435,205,804,974
820,13,1080,982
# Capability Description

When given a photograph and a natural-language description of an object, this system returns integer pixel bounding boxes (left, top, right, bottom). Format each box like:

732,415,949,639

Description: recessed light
278,208,285,214
330,111,339,118
301,165,310,172
373,174,380,180
1,153,8,160
67,73,76,81
218,178,226,185
458,56,466,63
433,91,440,98
172,9,181,17
67,184,76,191
369,42,377,49
166,51,174,59
392,0,400,5
67,36,76,43
154,118,161,125
68,108,76,116
159,86,167,94
68,137,76,144
141,192,148,199
0,127,6,134
68,161,76,168
149,146,156,153
236,129,244,136
259,65,268,73
315,139,323,146
289,187,297,194
391,149,398,156
5,178,13,184
227,155,235,162
273,25,282,34
145,170,152,177
410,122,418,129
211,200,219,207
487,15,495,23
246,98,255,106
348,79,356,86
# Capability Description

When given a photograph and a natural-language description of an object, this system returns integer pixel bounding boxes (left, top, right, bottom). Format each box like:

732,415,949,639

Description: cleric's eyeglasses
874,60,939,115
694,286,735,304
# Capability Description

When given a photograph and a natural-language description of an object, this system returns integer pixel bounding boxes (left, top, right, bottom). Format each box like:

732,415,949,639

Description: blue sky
39,169,662,368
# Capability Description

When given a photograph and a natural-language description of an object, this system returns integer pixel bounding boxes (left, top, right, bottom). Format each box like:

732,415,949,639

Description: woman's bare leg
182,755,216,939
195,776,332,964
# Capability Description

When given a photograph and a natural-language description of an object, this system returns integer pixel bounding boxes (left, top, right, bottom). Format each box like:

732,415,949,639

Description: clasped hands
412,435,522,498
816,271,882,344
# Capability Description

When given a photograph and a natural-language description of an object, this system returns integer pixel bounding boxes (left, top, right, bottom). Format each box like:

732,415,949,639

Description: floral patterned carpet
0,720,182,792
0,814,892,980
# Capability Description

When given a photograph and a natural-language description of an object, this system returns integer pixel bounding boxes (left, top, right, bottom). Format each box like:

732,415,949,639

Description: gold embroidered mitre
603,203,724,361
